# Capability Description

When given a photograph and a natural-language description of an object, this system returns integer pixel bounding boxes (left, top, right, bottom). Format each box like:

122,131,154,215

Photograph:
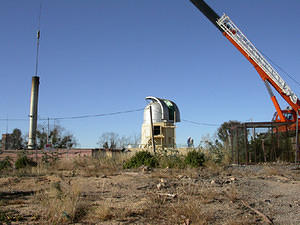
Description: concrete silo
141,96,180,149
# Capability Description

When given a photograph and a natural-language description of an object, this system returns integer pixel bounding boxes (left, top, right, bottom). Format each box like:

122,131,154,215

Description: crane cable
260,50,300,89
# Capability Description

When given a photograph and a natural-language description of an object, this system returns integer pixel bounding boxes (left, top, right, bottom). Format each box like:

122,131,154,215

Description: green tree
12,128,24,149
36,125,77,149
36,129,47,149
6,128,25,150
217,120,241,144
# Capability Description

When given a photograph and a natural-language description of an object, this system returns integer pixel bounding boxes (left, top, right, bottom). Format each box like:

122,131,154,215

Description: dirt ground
0,163,299,224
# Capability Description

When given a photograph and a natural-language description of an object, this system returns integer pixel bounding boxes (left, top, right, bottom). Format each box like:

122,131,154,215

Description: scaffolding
230,122,300,164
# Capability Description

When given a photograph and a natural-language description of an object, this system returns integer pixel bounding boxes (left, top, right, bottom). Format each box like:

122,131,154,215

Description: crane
190,0,300,131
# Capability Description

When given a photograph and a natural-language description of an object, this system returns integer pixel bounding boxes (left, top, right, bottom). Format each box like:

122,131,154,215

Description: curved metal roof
145,96,180,122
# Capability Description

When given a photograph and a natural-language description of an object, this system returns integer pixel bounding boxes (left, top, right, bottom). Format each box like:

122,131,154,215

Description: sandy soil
0,163,299,224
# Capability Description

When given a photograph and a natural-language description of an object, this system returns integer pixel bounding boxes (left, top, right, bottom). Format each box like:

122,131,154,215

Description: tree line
0,121,236,151
0,125,77,150
0,126,140,150
3,120,288,163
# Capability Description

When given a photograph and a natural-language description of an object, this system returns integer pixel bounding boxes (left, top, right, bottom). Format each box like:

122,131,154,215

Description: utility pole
230,126,234,163
47,117,49,146
295,111,299,164
174,110,176,148
149,106,156,154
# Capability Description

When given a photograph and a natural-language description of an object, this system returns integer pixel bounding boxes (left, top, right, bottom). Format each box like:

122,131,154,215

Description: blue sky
1,0,300,147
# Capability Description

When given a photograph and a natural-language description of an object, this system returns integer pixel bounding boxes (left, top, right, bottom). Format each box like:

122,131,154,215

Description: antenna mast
35,3,42,76
28,3,42,149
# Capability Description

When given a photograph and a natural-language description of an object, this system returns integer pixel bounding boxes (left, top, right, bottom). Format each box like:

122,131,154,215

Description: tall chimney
28,76,40,149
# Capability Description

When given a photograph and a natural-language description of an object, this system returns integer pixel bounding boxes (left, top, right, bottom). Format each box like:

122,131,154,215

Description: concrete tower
28,76,40,149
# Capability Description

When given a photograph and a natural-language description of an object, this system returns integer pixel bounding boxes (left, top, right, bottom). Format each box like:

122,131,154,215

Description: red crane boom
190,0,300,129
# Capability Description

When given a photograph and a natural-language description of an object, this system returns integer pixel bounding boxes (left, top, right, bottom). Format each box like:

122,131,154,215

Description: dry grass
221,149,232,165
224,185,239,202
71,155,128,177
86,203,146,223
53,158,75,171
35,178,86,224
2,152,297,224
144,191,215,224
90,205,113,221
204,160,224,174
169,198,214,225
25,155,128,178
142,176,220,224
224,216,257,225
199,187,220,204
262,166,281,176
176,181,220,204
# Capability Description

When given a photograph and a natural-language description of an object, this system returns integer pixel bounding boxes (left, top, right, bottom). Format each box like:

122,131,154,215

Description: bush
184,150,205,168
123,151,158,169
41,151,59,165
0,157,12,170
15,154,37,169
158,154,185,169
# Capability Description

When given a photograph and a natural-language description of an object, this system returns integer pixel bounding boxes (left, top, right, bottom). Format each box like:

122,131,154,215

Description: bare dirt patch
0,163,299,224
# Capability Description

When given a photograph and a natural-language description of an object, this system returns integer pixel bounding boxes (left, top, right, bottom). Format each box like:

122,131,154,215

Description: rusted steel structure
230,122,300,164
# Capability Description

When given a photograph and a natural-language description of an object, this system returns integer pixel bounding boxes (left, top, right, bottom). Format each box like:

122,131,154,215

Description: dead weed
224,185,239,202
34,178,86,224
169,198,214,225
262,166,281,176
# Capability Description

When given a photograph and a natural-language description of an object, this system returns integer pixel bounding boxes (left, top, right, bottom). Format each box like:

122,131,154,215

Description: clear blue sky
1,0,300,148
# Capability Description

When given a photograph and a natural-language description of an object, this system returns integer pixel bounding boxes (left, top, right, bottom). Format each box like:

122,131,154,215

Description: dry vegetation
0,152,300,224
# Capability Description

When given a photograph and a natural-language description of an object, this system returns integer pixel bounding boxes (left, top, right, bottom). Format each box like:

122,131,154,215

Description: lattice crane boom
190,0,300,124
217,14,299,111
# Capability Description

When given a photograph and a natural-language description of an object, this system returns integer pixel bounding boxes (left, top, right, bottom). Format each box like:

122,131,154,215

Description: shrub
0,157,12,170
123,151,158,169
158,154,185,169
184,150,205,168
41,151,59,165
15,154,37,169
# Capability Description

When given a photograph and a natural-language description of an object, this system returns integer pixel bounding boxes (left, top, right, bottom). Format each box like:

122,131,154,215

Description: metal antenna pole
28,3,42,150
47,117,49,145
35,3,42,77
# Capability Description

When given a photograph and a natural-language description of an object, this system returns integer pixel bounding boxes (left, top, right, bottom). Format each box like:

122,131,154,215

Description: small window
153,126,160,135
